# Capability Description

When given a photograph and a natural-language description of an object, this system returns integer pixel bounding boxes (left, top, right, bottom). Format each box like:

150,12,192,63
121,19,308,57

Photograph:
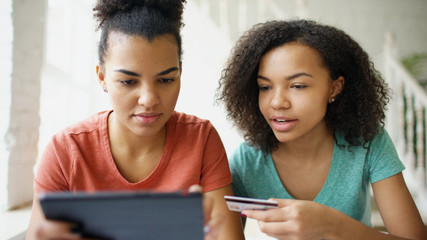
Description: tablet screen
40,191,204,240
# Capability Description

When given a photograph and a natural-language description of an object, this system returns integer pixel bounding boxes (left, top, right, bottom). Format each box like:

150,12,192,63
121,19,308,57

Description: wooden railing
383,33,427,210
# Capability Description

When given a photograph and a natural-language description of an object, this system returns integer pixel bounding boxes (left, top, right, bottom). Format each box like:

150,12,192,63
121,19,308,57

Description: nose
137,84,159,108
270,89,291,109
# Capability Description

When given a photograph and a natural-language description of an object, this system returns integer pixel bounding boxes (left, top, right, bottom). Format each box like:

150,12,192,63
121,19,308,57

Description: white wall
0,0,45,210
178,1,242,155
0,0,14,211
38,0,105,165
303,0,427,60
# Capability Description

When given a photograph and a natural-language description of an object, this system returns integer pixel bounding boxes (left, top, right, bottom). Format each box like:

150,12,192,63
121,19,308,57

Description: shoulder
52,110,110,142
368,128,394,147
365,128,400,160
170,111,211,125
235,142,262,155
335,128,393,150
230,142,266,166
367,128,405,182
336,128,404,180
334,127,400,162
168,111,215,133
166,112,225,151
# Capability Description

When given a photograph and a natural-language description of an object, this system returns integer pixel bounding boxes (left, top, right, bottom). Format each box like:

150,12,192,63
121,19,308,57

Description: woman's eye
259,86,271,91
120,80,136,85
292,85,306,89
158,78,174,84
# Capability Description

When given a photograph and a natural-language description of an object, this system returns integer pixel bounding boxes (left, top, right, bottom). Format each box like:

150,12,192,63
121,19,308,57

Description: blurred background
1,0,426,239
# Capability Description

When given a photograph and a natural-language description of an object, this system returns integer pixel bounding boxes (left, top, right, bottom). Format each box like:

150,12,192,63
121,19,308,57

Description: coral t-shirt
34,110,232,193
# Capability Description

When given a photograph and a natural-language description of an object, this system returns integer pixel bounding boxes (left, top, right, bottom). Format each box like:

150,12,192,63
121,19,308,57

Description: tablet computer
39,190,204,240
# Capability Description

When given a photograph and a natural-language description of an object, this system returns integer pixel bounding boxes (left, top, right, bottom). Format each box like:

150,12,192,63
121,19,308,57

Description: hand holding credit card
224,195,278,212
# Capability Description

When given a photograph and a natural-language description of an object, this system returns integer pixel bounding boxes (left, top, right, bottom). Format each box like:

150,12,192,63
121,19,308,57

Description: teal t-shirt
229,129,405,226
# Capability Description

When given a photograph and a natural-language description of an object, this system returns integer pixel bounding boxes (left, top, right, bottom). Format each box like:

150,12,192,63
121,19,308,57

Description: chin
273,132,299,144
135,125,165,137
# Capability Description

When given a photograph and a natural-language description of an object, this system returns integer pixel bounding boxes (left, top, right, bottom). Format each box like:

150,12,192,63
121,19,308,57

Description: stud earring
329,98,335,103
103,88,108,93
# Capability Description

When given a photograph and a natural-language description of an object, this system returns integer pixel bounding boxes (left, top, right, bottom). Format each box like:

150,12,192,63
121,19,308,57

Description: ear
329,76,345,102
96,65,107,91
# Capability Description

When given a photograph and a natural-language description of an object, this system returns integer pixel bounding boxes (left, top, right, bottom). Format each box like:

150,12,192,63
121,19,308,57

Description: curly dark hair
217,19,390,153
93,0,186,65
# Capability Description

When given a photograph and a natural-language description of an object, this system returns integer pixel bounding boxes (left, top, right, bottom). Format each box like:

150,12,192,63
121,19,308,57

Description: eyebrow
114,69,140,77
257,72,313,81
156,67,179,76
113,67,179,77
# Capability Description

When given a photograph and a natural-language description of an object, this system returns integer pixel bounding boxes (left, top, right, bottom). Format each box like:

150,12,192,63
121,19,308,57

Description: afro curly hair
217,19,390,153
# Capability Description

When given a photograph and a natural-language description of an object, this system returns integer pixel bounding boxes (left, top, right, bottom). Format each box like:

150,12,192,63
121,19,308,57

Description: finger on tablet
189,184,204,193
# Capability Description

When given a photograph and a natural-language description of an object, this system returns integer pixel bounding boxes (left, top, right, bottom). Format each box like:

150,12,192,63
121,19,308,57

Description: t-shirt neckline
267,142,337,202
102,110,176,186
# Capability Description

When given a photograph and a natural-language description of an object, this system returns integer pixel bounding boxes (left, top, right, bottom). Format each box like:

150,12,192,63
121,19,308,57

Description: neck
274,125,335,163
108,112,166,158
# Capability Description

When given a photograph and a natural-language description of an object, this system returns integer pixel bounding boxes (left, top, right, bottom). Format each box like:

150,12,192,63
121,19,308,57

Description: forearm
329,207,420,240
26,196,44,240
204,185,245,240
216,211,245,240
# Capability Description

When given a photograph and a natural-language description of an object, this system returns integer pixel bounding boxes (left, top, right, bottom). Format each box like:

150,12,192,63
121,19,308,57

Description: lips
134,113,161,124
270,116,297,132
273,119,295,124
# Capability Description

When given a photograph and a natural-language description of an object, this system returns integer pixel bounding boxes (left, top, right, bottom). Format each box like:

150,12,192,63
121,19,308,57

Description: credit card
224,195,278,212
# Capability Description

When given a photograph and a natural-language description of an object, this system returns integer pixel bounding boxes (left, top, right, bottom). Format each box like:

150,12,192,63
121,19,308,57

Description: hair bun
94,0,186,28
